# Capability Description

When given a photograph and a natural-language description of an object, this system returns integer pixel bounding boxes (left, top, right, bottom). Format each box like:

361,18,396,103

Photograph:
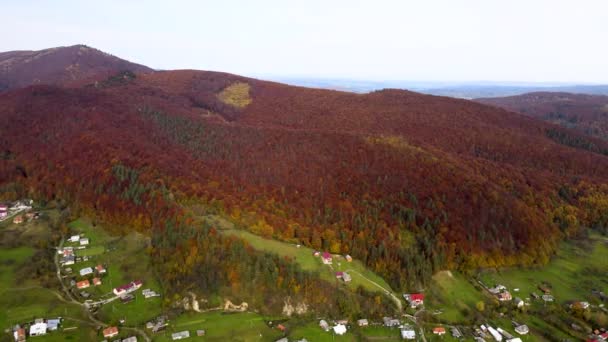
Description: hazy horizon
4,0,608,83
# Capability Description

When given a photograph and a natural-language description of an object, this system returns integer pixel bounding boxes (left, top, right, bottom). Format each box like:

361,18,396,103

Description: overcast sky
3,0,608,83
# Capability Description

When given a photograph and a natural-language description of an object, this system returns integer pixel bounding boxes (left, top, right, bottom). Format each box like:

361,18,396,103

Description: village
1,199,608,341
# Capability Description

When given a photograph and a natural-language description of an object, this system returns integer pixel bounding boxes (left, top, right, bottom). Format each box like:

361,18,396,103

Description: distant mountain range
1,45,608,313
271,77,608,99
0,45,151,91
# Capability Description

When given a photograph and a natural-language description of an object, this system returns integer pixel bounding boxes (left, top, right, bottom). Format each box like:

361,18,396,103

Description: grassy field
286,321,357,342
426,271,486,324
153,311,283,342
0,246,34,291
207,215,399,300
478,232,608,304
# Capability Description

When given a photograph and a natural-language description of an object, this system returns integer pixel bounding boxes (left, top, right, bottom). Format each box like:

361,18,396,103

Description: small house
62,255,75,265
196,330,205,336
319,320,330,331
79,238,89,246
171,330,190,340
13,215,23,224
69,235,80,243
277,324,286,332
29,322,47,336
409,293,424,307
333,324,347,335
103,326,119,339
80,267,93,276
321,252,332,265
400,328,416,340
383,317,400,327
498,291,512,301
342,272,352,282
122,337,138,342
357,319,369,327
433,327,446,335
47,318,61,331
95,264,107,273
514,325,529,335
93,277,102,286
345,255,353,262
514,297,524,308
313,251,320,257
542,294,554,302
76,280,90,289
336,271,344,279
13,328,26,342
538,285,551,294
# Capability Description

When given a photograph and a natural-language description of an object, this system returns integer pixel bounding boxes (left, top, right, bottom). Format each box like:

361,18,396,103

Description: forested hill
0,45,152,91
477,92,608,142
1,50,608,314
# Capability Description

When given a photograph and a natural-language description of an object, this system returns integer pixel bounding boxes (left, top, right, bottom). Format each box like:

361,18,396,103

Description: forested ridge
1,69,608,315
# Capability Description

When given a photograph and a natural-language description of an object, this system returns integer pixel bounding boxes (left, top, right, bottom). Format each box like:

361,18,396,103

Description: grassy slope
427,271,486,324
478,232,608,303
206,215,398,298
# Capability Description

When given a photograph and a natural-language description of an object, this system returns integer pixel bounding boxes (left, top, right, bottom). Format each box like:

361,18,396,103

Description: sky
3,0,608,83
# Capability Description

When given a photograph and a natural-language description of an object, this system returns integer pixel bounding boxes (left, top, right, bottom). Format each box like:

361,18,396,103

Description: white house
515,325,529,335
171,331,190,340
333,324,347,335
79,267,93,276
400,328,416,340
69,235,80,243
79,238,89,246
29,322,47,336
487,326,503,341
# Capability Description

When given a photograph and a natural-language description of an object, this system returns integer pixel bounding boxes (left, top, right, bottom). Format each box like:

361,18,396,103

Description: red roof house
76,280,90,289
335,271,344,279
321,252,332,264
93,277,102,286
433,327,446,335
409,293,424,307
103,326,119,338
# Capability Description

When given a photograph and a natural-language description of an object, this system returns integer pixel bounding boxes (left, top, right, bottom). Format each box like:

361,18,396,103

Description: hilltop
477,92,608,141
0,45,152,91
